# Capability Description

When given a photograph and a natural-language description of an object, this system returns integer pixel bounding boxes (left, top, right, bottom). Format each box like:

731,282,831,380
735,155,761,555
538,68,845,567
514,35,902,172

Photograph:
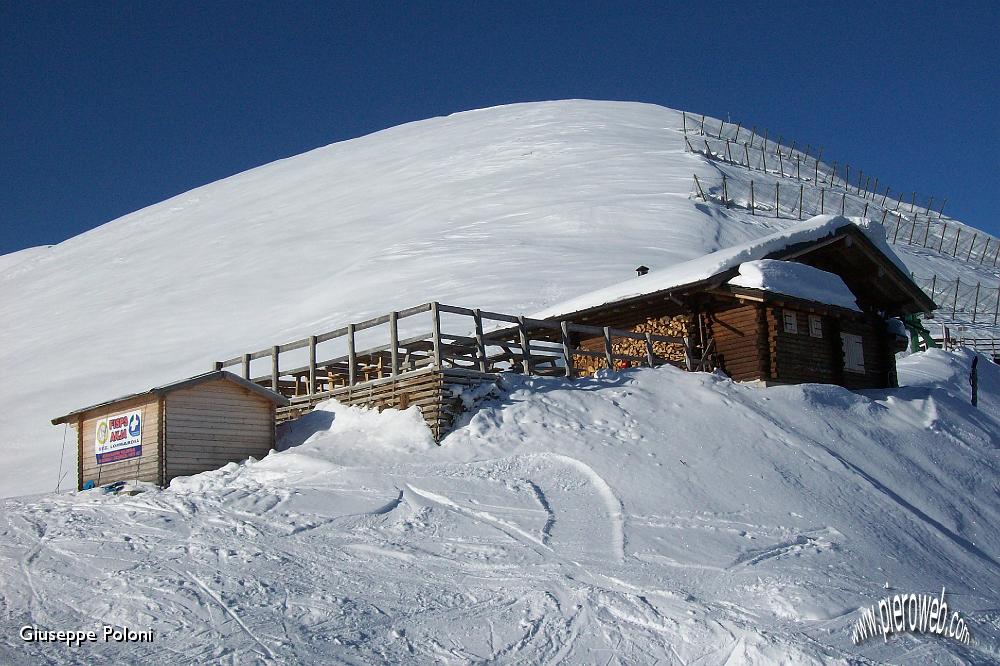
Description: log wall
78,394,162,490
766,307,839,384
164,379,275,483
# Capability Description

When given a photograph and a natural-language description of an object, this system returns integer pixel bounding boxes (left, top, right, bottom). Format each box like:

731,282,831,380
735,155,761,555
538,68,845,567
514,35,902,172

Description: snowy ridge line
683,110,951,222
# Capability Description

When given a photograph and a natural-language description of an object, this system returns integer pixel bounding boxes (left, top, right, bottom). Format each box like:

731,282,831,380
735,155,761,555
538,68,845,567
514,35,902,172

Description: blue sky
2,2,998,254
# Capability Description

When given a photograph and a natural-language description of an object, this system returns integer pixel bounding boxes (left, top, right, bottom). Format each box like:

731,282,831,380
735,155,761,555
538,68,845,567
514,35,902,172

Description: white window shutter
809,315,823,338
841,332,865,373
783,310,798,334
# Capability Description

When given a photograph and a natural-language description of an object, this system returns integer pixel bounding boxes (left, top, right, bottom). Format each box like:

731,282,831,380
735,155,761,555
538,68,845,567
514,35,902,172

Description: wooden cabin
52,371,289,490
532,219,935,389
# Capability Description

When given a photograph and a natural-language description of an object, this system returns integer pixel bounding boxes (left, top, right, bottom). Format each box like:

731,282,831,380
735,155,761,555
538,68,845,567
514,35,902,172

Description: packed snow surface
727,260,861,311
1,349,998,663
1,100,998,498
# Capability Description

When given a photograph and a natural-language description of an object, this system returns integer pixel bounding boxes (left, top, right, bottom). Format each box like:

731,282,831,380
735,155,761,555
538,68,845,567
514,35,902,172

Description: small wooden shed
52,371,290,490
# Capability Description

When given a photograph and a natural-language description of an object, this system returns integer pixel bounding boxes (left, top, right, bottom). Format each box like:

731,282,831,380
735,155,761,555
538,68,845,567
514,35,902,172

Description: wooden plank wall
766,307,839,384
165,379,275,483
277,367,497,441
708,303,769,382
78,394,162,490
838,317,894,389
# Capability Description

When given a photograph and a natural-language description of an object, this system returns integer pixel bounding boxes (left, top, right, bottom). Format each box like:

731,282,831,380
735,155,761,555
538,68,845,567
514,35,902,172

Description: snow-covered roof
727,259,861,311
52,371,289,424
531,215,901,320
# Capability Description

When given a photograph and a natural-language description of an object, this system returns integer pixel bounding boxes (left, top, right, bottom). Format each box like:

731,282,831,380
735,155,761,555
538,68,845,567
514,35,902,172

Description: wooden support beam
603,327,614,370
644,333,655,367
561,321,575,378
347,323,357,386
431,302,443,369
389,312,399,377
518,316,532,374
242,353,251,380
271,346,279,392
474,309,487,373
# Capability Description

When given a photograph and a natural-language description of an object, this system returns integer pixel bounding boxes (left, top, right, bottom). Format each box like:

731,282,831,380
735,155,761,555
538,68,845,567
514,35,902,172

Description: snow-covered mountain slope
1,350,997,663
1,99,997,498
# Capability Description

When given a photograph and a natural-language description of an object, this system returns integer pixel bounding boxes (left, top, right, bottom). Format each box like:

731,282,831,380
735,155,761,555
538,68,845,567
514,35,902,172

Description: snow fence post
972,283,981,323
967,234,977,262
979,238,990,264
971,356,979,407
938,224,948,252
952,278,961,317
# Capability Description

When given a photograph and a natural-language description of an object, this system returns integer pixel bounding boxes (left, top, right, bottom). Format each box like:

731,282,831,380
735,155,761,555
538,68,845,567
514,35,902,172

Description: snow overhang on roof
727,260,861,311
51,370,289,425
531,215,933,321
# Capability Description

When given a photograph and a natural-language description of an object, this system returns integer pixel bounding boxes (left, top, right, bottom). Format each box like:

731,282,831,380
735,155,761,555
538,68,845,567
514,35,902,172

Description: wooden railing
213,302,698,399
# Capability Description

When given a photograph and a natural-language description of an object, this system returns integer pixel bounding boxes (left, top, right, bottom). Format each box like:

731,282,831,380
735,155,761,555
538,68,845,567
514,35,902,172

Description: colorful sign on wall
95,409,143,464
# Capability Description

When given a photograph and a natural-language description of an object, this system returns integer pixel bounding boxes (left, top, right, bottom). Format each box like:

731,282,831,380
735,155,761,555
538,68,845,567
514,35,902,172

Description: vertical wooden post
862,202,869,218
213,361,223,371
798,184,803,220
734,122,742,141
242,353,251,380
271,346,280,392
820,187,825,214
910,191,916,212
603,327,614,371
308,335,317,392
856,170,864,194
388,312,399,377
892,214,902,243
871,178,879,199
517,316,532,375
841,193,846,215
774,182,780,218
844,164,850,190
644,333,655,367
430,302,442,370
474,309,487,373
699,114,706,135
750,180,755,215
922,220,931,247
561,321,574,378
743,143,751,169
693,174,706,200
993,242,1000,268
994,285,1000,326
952,228,961,257
881,187,890,206
682,336,695,372
796,156,801,180
725,139,733,162
938,199,947,219
347,323,357,385
938,224,948,252
971,283,981,323
929,274,937,301
952,278,960,317
814,158,819,183
682,111,687,134
763,146,769,173
830,161,838,187
908,215,918,244
926,196,934,215
722,175,729,207
966,234,977,261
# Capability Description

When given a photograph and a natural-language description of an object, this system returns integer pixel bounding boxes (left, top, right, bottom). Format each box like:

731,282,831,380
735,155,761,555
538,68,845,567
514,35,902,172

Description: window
841,332,865,373
808,315,823,338
783,310,798,334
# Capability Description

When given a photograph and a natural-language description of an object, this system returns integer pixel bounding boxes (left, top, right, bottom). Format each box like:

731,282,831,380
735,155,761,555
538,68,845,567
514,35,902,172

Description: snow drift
0,349,997,663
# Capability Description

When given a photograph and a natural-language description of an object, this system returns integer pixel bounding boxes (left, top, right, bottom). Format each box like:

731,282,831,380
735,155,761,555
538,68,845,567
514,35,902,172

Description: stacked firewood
572,315,694,375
